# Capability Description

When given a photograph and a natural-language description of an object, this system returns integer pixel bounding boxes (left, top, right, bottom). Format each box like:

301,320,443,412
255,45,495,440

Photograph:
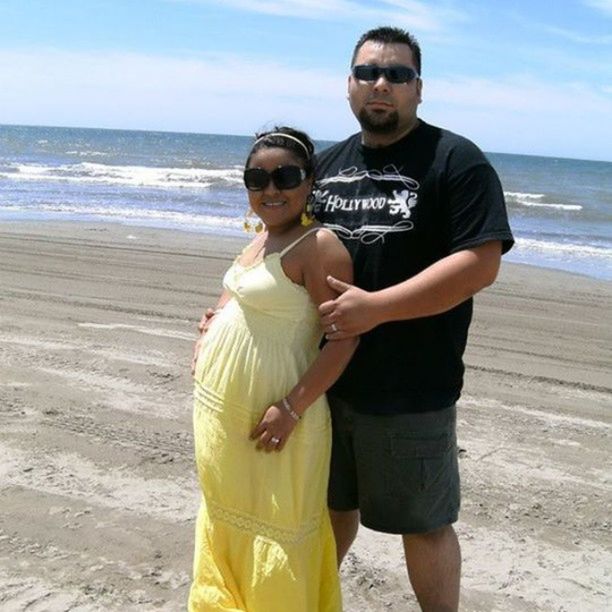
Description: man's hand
319,276,381,339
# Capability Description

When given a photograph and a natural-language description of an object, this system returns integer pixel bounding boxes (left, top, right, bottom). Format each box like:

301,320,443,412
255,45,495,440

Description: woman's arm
250,230,358,451
284,231,358,415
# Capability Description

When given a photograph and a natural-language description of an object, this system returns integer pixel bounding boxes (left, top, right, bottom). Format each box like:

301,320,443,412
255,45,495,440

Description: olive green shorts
327,398,460,534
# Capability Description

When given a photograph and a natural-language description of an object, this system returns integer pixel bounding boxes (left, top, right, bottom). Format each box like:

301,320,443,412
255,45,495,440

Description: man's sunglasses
244,165,307,191
352,64,419,84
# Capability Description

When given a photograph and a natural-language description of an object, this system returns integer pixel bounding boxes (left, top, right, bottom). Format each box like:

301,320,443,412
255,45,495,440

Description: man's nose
372,74,391,92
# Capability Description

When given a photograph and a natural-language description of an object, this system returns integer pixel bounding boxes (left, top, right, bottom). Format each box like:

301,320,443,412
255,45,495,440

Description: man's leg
327,397,360,567
329,509,360,567
402,524,461,612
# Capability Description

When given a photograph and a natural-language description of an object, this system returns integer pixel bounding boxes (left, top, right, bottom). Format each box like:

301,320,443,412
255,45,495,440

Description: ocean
1,124,610,281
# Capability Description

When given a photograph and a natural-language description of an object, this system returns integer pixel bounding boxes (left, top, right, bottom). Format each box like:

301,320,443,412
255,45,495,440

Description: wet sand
1,221,610,611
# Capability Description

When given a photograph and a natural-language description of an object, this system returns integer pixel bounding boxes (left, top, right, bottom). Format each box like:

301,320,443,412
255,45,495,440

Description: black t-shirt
314,120,514,414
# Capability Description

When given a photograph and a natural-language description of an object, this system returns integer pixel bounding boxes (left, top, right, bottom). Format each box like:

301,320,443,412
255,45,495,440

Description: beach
1,221,610,611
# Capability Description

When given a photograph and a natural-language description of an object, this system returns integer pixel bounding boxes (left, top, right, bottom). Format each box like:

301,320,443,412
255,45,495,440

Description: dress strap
279,227,335,258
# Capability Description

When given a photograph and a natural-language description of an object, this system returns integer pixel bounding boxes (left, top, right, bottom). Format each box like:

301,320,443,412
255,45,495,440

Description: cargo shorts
327,397,460,534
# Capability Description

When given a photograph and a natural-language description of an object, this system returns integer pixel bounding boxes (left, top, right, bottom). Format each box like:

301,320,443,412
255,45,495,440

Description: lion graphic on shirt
388,189,418,219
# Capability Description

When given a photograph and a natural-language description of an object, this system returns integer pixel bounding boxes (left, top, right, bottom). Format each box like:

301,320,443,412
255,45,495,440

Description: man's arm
319,240,502,338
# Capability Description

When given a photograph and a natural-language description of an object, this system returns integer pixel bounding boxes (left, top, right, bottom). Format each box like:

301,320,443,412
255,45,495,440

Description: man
313,27,514,611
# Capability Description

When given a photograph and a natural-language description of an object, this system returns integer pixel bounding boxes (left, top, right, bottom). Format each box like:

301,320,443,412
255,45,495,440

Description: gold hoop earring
300,194,315,227
243,208,263,233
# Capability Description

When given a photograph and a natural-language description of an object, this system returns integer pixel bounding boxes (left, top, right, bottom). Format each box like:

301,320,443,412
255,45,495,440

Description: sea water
0,124,610,280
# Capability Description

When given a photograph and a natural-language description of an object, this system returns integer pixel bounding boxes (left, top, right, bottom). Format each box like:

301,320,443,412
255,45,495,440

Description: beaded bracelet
281,397,301,422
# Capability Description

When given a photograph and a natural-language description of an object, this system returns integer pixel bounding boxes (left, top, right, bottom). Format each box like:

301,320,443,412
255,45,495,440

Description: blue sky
1,0,611,161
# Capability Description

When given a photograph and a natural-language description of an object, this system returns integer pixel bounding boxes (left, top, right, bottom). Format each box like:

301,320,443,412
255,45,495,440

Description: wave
519,202,582,211
65,150,110,157
504,191,583,212
2,201,609,272
505,191,545,200
0,202,243,230
0,162,244,190
515,237,611,260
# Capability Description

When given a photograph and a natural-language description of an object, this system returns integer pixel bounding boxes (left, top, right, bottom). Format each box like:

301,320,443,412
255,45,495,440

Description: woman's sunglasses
352,64,419,84
244,165,307,191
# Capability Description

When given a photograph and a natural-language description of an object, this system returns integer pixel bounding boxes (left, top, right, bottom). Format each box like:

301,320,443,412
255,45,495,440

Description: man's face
348,41,422,140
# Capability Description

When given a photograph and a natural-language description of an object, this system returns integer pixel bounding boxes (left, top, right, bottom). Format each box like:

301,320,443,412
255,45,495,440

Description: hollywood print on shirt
313,164,419,245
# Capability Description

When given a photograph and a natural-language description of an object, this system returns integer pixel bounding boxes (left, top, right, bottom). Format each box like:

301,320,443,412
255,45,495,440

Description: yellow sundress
189,228,341,612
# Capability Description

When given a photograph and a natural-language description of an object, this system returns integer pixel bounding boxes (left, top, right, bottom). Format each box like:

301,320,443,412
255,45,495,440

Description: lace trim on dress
206,497,324,545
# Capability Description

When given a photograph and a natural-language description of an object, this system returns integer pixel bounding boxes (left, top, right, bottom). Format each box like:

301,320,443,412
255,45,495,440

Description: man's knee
402,524,459,557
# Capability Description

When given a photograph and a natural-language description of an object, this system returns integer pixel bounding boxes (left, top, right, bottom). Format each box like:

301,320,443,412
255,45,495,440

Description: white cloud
168,0,465,31
542,24,612,45
423,75,612,160
425,74,612,114
0,48,610,160
0,48,349,137
584,0,612,16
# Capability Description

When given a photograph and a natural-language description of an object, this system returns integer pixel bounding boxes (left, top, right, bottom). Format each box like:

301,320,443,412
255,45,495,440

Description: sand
0,221,610,612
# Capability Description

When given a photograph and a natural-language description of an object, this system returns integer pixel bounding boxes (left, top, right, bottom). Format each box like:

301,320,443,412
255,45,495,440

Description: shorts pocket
388,431,455,495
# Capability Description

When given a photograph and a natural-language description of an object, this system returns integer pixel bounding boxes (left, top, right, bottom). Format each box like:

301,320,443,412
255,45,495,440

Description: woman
189,127,357,611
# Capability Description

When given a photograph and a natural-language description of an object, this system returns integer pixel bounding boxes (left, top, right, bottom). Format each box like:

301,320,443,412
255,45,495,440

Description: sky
1,0,611,161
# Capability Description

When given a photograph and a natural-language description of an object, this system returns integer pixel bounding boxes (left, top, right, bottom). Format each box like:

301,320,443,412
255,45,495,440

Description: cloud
507,9,612,47
584,0,612,16
541,24,612,45
425,74,612,114
167,0,465,32
0,48,610,160
423,75,612,160
0,48,348,137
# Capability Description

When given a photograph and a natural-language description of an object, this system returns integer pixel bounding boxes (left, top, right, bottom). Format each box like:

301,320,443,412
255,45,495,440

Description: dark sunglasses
244,165,307,191
352,64,419,84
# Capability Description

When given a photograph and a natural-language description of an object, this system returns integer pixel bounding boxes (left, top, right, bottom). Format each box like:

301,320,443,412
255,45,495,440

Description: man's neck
361,117,420,148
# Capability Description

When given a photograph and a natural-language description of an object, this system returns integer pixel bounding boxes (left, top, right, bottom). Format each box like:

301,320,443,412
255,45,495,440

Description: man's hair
351,26,421,75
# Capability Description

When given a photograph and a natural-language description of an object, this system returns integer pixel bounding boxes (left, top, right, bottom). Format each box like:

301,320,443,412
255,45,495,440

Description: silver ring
270,436,280,444
331,323,338,333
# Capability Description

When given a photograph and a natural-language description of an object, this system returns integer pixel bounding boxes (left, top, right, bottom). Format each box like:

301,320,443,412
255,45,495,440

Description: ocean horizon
1,123,611,281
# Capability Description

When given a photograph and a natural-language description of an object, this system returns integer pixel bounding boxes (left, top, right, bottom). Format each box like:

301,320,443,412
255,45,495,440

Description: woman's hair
245,126,315,176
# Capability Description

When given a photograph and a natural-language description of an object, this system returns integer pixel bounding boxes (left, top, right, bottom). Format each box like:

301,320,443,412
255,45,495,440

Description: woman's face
245,146,312,232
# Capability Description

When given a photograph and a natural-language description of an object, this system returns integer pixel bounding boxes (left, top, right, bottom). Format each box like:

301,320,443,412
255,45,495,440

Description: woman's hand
191,308,218,375
197,307,217,333
249,403,298,452
191,335,204,376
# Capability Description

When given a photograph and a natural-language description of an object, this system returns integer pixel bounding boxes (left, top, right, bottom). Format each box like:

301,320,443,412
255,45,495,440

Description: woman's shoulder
299,224,346,253
318,225,349,251
295,225,351,272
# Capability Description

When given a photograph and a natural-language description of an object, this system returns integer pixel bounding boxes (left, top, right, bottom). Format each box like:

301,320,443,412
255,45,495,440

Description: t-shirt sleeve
445,142,514,255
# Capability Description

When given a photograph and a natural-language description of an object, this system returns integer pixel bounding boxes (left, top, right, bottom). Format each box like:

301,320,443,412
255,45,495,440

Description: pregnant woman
189,127,357,612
